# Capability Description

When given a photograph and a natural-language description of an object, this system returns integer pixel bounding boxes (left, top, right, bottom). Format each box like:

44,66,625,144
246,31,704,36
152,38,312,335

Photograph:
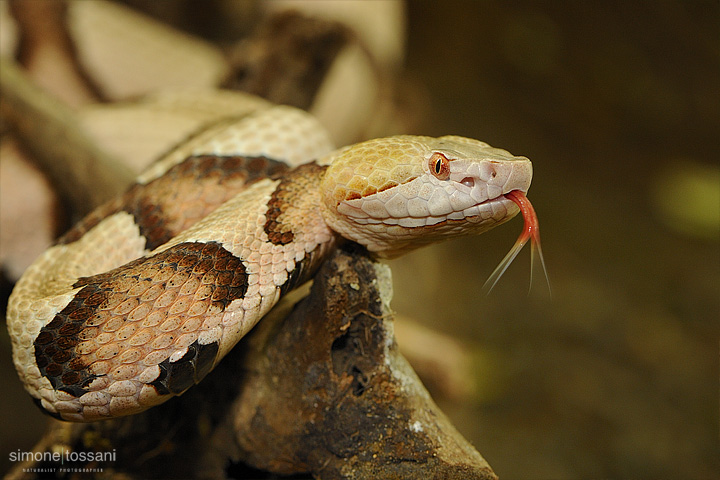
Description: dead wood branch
0,58,134,219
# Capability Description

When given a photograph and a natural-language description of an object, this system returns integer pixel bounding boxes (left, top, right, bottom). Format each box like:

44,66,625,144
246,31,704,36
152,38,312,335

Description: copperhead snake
7,98,545,422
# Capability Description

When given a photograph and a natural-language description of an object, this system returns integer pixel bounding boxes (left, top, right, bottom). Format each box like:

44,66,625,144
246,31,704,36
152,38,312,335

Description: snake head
320,135,533,257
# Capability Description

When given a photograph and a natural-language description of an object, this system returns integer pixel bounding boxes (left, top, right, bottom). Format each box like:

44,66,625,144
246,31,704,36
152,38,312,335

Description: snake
6,99,545,422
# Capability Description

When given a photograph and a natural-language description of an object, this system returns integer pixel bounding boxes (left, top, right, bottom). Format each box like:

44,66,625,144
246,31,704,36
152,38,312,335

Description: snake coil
7,98,534,421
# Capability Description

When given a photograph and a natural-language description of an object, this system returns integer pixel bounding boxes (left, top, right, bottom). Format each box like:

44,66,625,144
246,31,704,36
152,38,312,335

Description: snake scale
7,98,542,422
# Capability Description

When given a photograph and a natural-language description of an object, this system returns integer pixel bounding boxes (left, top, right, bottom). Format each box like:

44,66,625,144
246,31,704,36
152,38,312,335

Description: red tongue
505,190,541,246
483,190,550,294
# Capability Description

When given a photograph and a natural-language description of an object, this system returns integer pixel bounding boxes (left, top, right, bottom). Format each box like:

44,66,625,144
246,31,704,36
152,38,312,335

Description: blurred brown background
395,2,718,478
1,1,718,478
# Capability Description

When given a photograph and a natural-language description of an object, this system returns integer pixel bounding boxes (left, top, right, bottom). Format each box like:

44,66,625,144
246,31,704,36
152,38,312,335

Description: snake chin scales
7,107,533,421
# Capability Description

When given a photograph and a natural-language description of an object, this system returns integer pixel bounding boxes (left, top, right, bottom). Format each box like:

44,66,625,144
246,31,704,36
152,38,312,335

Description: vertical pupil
435,159,442,173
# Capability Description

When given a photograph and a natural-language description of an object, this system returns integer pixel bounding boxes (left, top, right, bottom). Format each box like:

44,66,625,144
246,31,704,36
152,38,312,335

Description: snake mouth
350,191,520,228
441,188,524,224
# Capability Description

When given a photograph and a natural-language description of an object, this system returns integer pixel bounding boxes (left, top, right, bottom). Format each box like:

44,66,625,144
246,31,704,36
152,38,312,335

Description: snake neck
262,162,340,294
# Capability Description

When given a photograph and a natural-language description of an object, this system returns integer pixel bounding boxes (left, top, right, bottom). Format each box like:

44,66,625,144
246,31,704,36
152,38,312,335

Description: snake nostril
481,162,499,182
460,177,475,188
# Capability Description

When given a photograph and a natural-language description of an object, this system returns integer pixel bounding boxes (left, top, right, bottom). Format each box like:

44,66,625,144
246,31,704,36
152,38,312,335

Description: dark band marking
34,241,248,398
264,162,327,245
280,248,322,297
129,155,288,249
149,340,220,396
58,155,289,250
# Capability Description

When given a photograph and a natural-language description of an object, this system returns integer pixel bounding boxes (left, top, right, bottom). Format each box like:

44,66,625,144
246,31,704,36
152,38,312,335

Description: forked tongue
482,190,550,295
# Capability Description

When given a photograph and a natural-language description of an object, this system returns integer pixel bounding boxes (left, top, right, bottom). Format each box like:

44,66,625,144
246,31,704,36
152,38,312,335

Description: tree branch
0,57,134,219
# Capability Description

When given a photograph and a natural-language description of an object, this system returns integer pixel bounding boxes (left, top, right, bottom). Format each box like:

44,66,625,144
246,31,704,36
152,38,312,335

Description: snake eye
429,153,450,180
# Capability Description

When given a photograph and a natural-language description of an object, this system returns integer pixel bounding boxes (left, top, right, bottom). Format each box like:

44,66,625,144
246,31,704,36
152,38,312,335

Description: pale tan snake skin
7,100,533,422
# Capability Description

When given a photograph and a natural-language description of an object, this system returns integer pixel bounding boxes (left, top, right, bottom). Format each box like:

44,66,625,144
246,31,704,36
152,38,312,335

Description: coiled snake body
7,101,535,422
